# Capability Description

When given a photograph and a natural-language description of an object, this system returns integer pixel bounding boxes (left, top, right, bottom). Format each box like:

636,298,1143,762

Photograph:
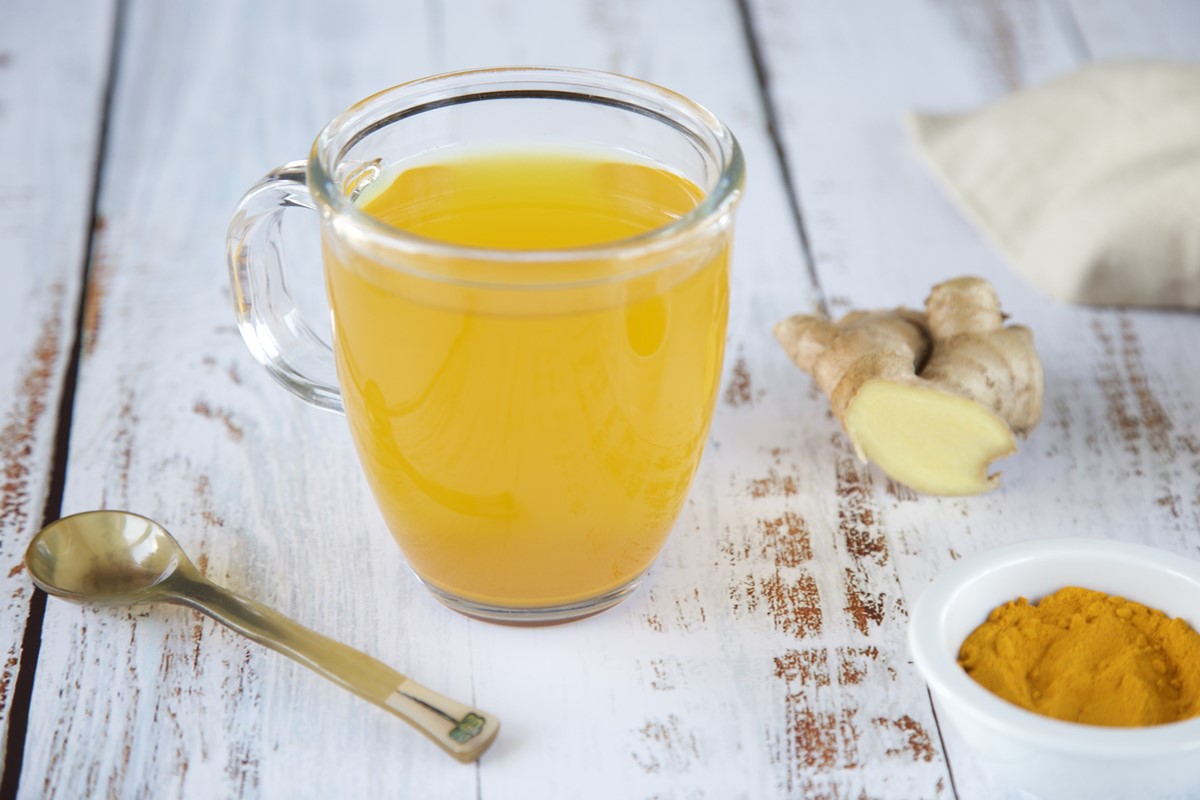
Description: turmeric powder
958,586,1200,727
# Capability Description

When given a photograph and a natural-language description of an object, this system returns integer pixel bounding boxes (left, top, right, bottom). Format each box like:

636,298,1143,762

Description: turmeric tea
958,586,1200,727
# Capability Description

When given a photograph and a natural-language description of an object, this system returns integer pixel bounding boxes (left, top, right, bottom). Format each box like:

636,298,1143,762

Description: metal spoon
24,510,499,763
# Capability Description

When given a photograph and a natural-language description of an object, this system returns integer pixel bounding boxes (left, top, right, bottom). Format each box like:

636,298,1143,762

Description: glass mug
227,67,744,623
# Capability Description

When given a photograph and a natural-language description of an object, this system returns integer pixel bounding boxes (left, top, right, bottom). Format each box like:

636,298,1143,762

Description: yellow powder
958,586,1200,727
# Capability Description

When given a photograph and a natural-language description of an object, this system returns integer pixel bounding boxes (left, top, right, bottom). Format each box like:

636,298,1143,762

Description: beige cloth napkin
909,61,1200,309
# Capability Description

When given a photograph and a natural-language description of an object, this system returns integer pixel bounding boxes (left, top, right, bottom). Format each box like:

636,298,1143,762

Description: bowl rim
909,536,1200,758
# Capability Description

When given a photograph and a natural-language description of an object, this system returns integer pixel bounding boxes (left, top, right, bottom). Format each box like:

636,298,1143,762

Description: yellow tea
324,150,730,609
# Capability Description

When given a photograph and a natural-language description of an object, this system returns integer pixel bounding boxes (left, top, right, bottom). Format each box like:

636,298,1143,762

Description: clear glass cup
227,67,744,624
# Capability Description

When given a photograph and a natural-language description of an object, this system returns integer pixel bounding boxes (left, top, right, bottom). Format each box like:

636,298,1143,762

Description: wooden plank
1067,0,1200,59
17,2,478,798
750,0,1200,797
0,0,115,783
442,2,951,798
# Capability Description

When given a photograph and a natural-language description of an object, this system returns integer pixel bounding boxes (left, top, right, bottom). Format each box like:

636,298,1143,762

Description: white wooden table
3,1,1199,797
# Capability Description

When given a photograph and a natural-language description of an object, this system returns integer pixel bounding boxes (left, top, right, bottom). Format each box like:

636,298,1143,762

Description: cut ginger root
774,276,1043,495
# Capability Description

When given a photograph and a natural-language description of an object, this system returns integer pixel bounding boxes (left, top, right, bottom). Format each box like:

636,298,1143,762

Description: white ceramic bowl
909,537,1200,800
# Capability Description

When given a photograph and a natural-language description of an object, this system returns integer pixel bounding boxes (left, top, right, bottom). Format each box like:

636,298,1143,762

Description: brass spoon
24,510,499,763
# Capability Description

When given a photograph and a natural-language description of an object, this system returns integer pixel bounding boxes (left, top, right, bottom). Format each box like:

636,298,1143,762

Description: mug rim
306,65,744,280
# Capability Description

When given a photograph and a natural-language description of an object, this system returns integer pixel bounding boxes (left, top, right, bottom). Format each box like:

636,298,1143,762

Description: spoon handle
171,574,499,762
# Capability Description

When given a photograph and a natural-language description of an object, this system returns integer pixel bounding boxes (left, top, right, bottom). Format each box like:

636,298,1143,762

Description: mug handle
226,161,343,413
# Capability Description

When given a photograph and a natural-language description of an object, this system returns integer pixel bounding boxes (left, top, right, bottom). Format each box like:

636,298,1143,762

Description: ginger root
774,276,1043,495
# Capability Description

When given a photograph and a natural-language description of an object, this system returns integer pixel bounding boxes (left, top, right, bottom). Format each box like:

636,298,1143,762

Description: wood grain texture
10,0,1200,798
0,0,115,777
750,0,1200,796
441,1,949,797
1067,0,1200,60
19,2,477,798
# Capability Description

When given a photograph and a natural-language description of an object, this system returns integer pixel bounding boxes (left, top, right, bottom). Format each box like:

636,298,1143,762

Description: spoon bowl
26,510,185,604
24,509,499,762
